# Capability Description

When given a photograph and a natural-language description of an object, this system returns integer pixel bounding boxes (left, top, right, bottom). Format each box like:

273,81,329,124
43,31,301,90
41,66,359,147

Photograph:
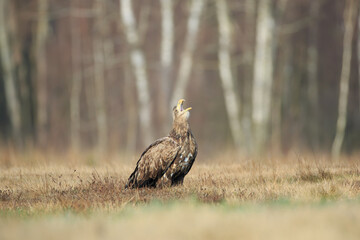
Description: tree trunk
358,6,360,112
159,0,174,133
93,0,108,154
0,0,22,146
34,0,48,148
70,0,82,151
241,0,256,154
270,0,288,153
216,0,242,151
331,0,357,159
18,57,33,144
120,0,154,147
307,0,320,150
171,0,205,106
252,0,275,153
273,41,292,153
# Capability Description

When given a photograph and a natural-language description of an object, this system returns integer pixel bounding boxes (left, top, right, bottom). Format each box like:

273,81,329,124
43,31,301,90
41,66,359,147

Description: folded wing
125,137,180,188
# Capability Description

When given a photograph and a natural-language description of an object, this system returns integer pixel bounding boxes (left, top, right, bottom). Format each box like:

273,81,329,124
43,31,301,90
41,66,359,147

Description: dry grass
1,152,360,239
1,154,360,213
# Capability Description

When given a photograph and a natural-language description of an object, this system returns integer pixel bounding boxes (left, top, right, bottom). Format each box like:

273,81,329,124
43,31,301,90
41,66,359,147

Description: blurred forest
0,0,359,158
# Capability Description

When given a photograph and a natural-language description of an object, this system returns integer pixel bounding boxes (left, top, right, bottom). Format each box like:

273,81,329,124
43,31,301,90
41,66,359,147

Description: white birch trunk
252,0,275,153
159,0,174,132
331,0,357,159
307,0,320,149
70,2,82,150
242,0,256,153
160,0,173,94
171,0,205,106
93,0,107,153
216,0,242,151
0,0,21,145
120,0,154,146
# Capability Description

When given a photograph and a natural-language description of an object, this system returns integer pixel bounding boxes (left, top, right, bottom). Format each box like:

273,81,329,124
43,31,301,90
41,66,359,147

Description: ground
0,153,360,239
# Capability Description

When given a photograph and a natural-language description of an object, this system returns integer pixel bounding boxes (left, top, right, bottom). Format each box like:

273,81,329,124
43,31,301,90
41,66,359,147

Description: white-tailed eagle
126,99,198,188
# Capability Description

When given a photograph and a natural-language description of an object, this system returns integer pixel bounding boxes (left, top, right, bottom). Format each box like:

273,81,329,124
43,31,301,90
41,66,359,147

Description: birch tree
0,0,21,145
160,0,173,99
241,0,256,153
34,0,48,147
252,0,275,153
120,0,154,146
159,0,174,132
331,0,357,159
70,1,82,150
93,0,107,153
216,0,242,151
171,0,205,106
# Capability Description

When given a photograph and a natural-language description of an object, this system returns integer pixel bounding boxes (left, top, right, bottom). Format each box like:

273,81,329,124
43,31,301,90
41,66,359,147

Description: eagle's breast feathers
160,131,197,186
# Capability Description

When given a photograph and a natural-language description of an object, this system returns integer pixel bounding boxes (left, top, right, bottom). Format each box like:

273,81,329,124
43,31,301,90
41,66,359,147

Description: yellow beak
177,99,192,112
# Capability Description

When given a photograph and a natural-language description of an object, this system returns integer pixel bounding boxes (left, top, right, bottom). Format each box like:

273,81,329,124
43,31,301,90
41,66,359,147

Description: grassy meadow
1,150,360,239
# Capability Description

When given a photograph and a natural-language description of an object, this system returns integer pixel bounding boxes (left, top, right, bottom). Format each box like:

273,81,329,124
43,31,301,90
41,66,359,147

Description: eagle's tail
125,167,158,188
125,167,138,189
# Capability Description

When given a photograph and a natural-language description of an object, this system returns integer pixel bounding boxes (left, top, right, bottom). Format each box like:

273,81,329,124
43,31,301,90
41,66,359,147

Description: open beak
177,99,192,112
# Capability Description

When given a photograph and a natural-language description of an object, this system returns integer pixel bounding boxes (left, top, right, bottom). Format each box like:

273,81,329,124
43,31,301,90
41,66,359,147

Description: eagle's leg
141,179,157,188
156,174,171,188
171,176,184,186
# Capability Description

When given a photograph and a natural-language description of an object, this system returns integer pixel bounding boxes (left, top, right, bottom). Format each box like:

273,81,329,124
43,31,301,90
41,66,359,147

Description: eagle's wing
184,132,198,175
126,137,180,188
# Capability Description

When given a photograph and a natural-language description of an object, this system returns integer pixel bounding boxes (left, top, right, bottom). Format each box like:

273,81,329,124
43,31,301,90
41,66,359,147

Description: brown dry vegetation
1,152,360,239
1,152,360,213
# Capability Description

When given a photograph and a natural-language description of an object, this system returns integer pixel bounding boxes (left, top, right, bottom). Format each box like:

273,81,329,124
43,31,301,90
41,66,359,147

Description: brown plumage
126,99,197,188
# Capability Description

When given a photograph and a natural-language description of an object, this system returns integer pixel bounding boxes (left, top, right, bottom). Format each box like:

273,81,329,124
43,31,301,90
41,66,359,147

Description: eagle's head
172,99,192,123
